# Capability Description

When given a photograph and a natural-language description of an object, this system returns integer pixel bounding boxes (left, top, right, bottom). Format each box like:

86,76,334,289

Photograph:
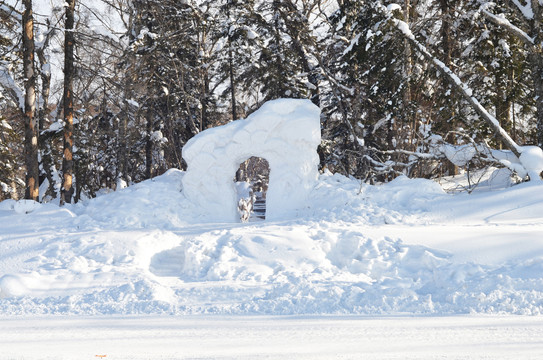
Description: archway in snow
235,157,270,222
181,99,321,222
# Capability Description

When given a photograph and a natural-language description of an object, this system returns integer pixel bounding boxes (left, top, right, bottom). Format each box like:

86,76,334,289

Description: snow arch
181,99,321,222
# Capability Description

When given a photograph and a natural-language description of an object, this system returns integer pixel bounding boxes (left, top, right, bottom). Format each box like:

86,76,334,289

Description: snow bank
13,200,42,214
75,169,193,230
2,167,543,315
182,99,321,222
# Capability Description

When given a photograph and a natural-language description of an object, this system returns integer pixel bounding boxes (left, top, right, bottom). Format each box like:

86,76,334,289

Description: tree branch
479,4,534,46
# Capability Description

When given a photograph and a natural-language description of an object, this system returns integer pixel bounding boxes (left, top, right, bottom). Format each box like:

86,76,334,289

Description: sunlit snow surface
2,169,543,316
1,315,543,359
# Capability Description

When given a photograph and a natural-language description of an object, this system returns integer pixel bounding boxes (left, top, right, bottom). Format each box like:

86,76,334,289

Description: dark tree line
1,0,542,202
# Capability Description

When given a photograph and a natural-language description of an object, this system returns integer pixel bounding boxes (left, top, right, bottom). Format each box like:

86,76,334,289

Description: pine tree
248,0,320,104
475,0,543,147
0,115,21,200
0,4,24,200
215,0,260,120
325,1,417,180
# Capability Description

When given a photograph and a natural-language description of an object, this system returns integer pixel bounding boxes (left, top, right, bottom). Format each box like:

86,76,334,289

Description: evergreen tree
0,115,21,200
248,0,320,104
0,4,24,200
324,0,418,180
214,0,260,120
127,0,222,176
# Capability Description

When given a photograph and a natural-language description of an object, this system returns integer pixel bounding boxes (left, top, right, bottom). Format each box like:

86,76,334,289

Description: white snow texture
2,99,543,316
520,146,543,181
182,99,321,222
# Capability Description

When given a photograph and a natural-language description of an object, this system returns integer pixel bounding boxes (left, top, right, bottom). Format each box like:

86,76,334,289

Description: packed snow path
2,315,543,359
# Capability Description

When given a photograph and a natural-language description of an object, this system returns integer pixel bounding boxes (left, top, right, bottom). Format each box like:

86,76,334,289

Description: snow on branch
379,3,543,179
479,3,534,46
379,148,439,160
511,0,534,20
374,2,543,179
0,3,22,21
0,67,24,111
385,15,522,158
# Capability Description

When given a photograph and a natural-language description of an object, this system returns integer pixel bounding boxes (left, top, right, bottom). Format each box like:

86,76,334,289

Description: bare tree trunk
37,21,57,199
531,51,543,147
145,108,153,179
201,63,210,130
440,0,458,175
22,0,39,201
118,109,129,180
403,0,412,124
199,31,210,132
118,72,132,184
60,0,75,205
228,43,238,121
118,10,138,185
496,71,512,148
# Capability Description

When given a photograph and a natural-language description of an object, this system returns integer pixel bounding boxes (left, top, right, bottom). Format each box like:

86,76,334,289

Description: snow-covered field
1,169,543,358
2,169,543,315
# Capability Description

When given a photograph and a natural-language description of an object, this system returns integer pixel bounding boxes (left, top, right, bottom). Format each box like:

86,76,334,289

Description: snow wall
181,99,321,222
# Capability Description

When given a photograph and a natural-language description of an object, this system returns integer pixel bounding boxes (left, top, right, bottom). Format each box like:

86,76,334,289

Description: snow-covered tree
249,0,320,104
126,0,223,177
476,0,543,147
214,0,261,120
321,1,421,180
0,3,24,200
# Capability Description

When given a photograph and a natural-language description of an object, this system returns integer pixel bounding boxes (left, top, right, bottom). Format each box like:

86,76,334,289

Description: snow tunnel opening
234,156,270,222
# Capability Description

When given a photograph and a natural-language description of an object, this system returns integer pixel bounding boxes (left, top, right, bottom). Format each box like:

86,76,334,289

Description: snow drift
2,169,543,315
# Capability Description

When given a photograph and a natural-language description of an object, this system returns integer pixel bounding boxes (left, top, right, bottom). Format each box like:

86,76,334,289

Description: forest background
2,0,543,203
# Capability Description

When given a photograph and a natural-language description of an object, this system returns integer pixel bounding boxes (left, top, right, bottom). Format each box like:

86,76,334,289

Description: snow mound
303,172,446,224
13,200,41,214
520,146,543,181
74,169,193,230
182,99,321,222
0,275,27,298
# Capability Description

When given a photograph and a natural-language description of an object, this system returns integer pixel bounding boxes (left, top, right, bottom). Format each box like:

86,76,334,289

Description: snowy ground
2,315,543,359
2,169,543,315
1,169,543,357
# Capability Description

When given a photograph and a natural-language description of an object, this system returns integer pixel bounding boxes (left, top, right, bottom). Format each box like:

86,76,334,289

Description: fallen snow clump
520,145,543,181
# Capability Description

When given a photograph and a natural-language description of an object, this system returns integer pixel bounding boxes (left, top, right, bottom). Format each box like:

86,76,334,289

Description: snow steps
252,198,266,220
